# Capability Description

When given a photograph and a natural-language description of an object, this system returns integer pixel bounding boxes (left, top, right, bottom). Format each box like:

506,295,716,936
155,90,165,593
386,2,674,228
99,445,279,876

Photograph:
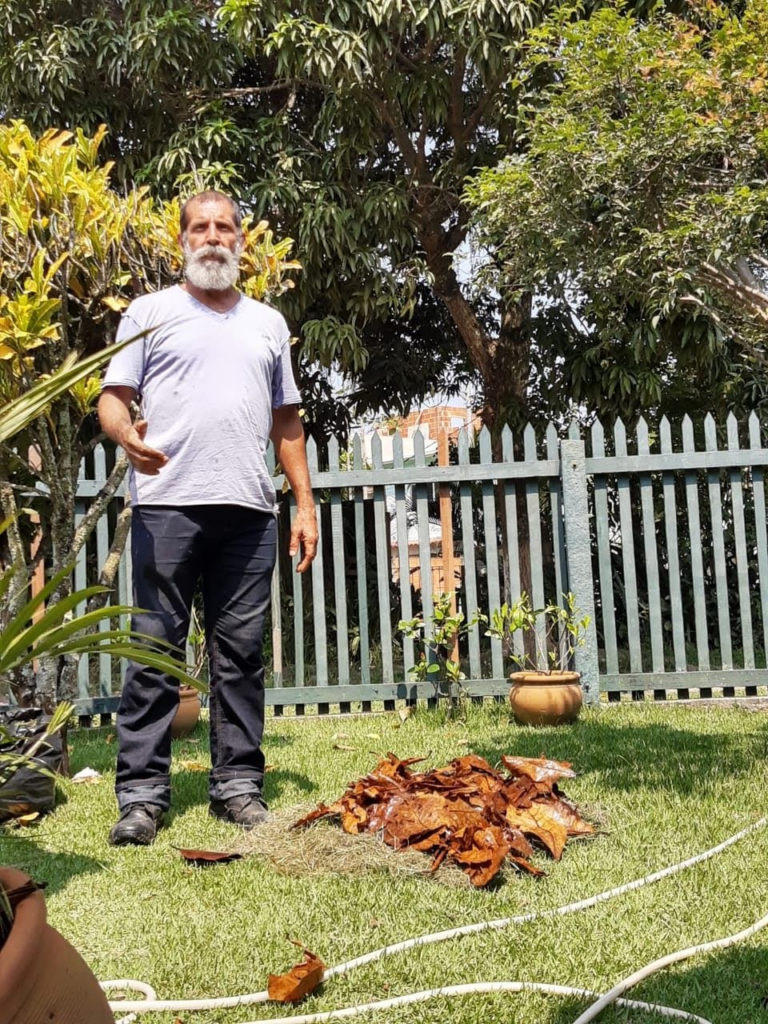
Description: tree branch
447,48,467,146
461,70,507,143
70,454,129,559
85,500,132,615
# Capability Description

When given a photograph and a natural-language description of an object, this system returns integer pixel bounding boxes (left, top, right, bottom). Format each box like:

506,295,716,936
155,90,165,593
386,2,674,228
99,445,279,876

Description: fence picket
682,415,710,673
328,436,351,694
479,427,503,678
660,418,687,675
289,497,305,689
547,423,567,607
307,437,329,697
727,415,754,671
353,435,371,692
591,419,618,675
458,428,481,678
393,432,414,676
266,442,283,691
749,414,768,665
524,425,547,657
501,426,523,660
636,419,665,675
75,455,89,698
704,415,733,673
414,430,434,655
614,419,642,674
371,434,394,688
92,444,112,696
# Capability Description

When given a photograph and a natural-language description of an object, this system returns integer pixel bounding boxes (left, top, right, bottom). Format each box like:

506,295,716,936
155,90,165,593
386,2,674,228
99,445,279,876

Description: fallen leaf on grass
331,732,349,741
105,733,115,743
397,707,412,724
13,812,39,826
333,744,355,752
174,848,243,866
71,767,102,784
268,943,325,1003
177,760,207,772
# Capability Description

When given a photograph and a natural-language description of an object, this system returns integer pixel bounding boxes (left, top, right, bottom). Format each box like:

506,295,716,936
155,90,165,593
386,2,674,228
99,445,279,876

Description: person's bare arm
270,405,317,573
98,386,169,476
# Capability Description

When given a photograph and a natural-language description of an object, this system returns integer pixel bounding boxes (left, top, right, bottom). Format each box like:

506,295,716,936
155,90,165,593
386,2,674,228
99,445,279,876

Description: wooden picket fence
68,411,768,718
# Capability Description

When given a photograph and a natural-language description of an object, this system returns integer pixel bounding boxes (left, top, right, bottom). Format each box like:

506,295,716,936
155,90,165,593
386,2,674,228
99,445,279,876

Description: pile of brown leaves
293,753,595,887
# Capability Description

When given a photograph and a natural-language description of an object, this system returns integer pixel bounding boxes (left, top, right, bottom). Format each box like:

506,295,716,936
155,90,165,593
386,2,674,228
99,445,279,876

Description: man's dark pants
116,504,276,812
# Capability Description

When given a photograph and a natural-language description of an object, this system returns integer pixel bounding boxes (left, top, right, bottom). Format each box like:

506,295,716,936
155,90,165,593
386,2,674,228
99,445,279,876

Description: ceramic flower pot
509,671,583,726
171,684,202,739
0,867,115,1023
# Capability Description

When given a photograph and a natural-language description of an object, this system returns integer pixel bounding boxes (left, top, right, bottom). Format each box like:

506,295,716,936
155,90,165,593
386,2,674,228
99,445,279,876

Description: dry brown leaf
268,945,325,1003
14,812,40,826
175,848,243,866
397,707,412,723
105,733,115,743
505,804,569,860
333,744,356,752
501,755,576,784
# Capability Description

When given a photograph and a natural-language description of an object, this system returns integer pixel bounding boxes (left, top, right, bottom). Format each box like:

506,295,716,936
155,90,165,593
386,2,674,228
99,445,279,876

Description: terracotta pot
509,671,583,726
0,867,115,1023
171,684,202,739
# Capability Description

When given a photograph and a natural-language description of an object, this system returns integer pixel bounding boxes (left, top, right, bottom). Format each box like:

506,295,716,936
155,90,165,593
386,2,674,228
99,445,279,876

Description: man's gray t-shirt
102,285,300,512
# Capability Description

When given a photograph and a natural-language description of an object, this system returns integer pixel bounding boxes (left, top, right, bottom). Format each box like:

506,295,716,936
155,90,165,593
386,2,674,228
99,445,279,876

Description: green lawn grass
2,700,768,1024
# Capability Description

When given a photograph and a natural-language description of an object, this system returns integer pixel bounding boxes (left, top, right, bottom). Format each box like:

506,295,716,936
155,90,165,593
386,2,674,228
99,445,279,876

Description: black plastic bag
0,707,63,823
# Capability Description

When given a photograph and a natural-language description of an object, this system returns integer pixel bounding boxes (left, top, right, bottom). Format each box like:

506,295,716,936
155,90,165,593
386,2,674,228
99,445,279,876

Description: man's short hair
179,191,243,234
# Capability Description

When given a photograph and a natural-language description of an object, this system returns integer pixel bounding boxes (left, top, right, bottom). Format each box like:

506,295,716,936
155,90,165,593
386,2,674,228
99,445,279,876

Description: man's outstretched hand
119,419,169,475
290,504,318,573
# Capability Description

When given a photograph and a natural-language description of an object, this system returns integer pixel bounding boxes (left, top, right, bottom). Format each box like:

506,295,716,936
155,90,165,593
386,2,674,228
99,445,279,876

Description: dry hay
231,806,477,888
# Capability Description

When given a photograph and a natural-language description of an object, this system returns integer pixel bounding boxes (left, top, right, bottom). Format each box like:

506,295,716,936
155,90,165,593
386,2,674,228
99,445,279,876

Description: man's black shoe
209,793,269,830
109,803,163,846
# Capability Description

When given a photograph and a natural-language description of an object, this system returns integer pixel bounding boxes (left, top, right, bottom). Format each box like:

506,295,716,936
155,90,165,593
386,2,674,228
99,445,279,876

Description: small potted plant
484,592,590,726
0,704,115,1022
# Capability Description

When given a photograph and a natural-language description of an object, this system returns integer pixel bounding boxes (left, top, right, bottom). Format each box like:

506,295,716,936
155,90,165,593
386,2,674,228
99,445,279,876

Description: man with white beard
98,191,317,846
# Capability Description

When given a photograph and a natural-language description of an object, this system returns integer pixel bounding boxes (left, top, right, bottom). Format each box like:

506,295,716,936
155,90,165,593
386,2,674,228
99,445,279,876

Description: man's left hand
290,505,318,573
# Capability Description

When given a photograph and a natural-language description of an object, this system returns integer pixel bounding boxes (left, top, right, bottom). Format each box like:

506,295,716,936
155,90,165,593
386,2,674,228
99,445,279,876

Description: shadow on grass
0,835,105,896
471,715,768,796
538,945,768,1024
656,945,768,1022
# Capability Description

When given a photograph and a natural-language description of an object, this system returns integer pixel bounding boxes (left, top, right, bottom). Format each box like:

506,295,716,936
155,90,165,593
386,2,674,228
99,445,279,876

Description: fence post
560,435,600,705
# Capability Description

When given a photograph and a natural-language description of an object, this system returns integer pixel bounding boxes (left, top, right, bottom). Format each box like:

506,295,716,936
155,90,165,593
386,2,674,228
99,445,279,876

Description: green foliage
399,592,480,700
467,0,768,421
483,592,590,674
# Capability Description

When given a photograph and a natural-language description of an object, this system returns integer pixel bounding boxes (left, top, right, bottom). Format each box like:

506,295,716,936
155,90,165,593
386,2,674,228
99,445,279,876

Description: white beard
183,240,242,291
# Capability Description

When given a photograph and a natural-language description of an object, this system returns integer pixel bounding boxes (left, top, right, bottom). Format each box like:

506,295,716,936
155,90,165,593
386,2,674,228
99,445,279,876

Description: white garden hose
103,814,768,1024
